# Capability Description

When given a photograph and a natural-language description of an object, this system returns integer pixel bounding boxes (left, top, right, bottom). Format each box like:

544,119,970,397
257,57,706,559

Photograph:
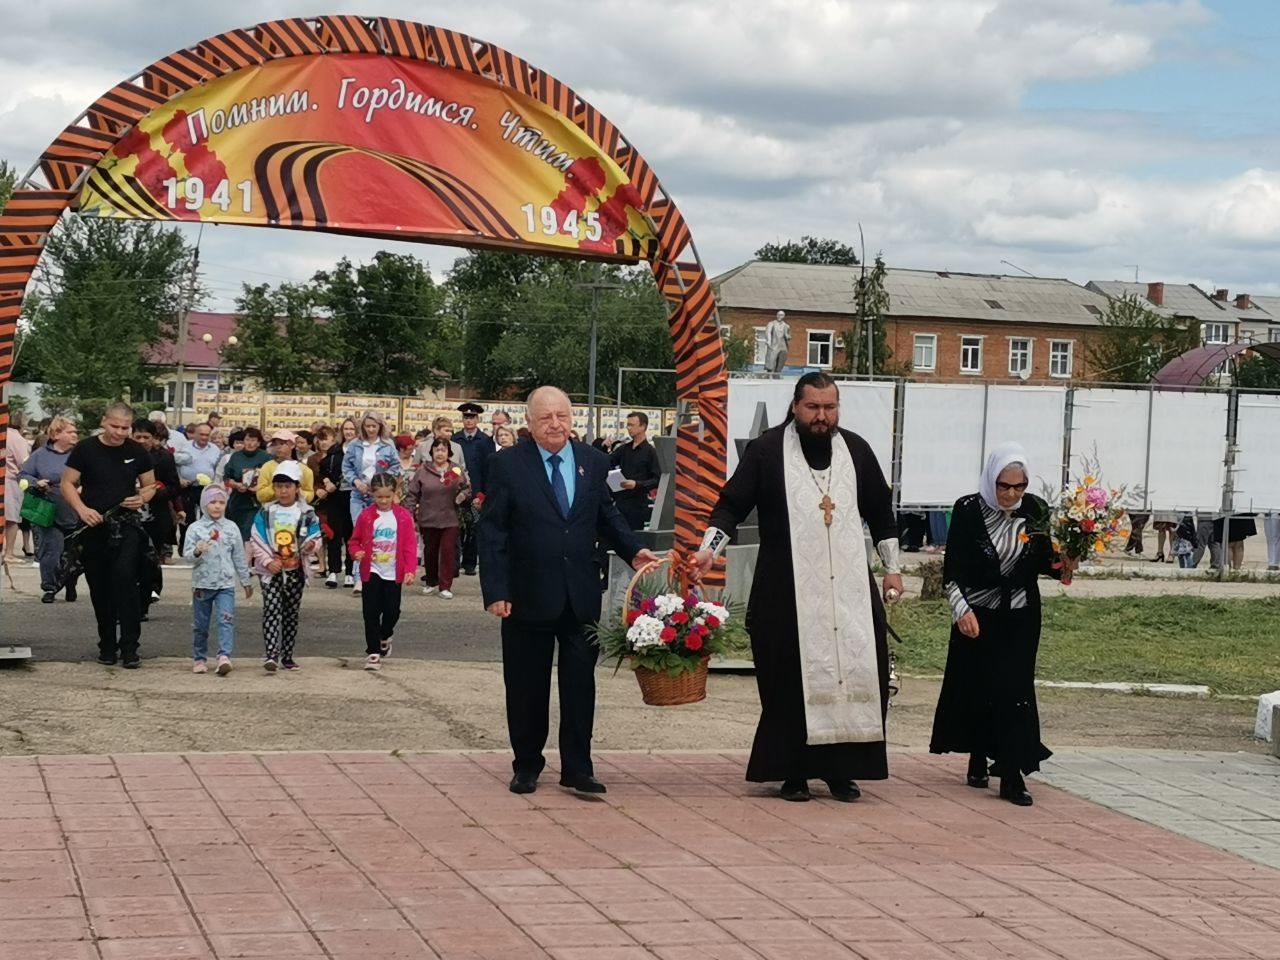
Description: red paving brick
0,751,1275,959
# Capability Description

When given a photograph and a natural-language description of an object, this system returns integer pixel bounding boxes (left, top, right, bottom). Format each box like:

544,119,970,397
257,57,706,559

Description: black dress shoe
999,779,1033,806
967,773,991,788
121,657,141,670
64,583,77,602
97,656,117,666
779,779,811,802
967,755,990,788
559,774,607,794
462,567,477,576
41,592,55,604
824,779,861,802
509,773,538,795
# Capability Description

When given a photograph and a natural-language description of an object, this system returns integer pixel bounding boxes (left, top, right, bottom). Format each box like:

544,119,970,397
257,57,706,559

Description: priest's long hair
781,371,840,426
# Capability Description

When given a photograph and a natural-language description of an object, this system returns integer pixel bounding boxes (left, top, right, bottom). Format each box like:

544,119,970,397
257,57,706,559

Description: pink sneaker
215,656,231,676
192,660,207,674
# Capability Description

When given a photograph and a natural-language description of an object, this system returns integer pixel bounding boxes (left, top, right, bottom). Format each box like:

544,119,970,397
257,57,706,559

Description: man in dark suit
480,386,659,795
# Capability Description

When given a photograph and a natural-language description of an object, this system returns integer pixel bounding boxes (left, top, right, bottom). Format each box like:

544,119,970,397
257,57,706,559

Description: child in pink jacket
348,473,419,671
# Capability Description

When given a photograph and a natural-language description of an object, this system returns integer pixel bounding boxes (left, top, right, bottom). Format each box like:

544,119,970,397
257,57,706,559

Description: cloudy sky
1,0,1277,308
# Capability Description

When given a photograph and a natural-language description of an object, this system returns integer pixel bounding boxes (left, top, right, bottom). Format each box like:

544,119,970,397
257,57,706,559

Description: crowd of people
5,379,1277,804
5,400,664,676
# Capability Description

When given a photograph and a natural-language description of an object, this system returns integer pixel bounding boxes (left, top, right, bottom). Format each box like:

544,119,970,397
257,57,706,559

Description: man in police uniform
455,402,493,575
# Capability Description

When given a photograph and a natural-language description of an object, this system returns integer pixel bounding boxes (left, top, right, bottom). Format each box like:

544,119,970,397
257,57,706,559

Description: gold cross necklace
807,466,835,527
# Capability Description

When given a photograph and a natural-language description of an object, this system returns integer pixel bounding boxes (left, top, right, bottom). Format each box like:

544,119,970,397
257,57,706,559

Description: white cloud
3,0,1277,306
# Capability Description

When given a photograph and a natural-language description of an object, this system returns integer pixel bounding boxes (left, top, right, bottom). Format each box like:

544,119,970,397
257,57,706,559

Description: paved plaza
0,750,1277,960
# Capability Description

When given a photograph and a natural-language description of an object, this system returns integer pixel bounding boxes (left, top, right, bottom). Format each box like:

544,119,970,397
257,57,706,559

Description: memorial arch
0,15,727,559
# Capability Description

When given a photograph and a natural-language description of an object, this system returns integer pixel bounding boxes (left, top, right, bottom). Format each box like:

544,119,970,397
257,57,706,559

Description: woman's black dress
929,492,1060,778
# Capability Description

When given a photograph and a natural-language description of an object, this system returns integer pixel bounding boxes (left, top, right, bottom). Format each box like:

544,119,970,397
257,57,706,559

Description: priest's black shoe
824,779,861,802
41,592,55,604
779,779,811,802
999,779,1033,807
966,755,990,789
559,774,607,795
508,773,538,795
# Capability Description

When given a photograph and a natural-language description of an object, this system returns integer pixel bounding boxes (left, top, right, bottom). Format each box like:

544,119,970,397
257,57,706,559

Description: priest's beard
795,417,835,469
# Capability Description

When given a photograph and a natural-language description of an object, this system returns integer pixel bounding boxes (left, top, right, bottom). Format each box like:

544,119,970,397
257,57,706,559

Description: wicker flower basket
624,554,710,706
634,657,710,705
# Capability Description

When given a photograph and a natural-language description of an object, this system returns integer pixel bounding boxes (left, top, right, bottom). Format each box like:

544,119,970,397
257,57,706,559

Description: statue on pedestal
764,310,790,373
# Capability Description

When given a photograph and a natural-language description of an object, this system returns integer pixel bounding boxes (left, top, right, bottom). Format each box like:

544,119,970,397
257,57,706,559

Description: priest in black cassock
691,372,903,802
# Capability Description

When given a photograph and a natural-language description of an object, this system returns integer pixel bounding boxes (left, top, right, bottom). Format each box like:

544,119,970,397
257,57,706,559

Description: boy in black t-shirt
62,403,158,668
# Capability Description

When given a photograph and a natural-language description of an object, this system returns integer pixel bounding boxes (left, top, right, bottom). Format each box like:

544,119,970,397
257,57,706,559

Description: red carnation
705,615,721,629
1080,519,1096,533
473,493,486,507
670,611,689,625
659,627,677,643
626,610,642,626
685,634,704,652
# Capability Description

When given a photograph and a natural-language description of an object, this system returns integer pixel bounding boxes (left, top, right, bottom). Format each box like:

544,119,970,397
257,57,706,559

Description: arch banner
78,54,659,260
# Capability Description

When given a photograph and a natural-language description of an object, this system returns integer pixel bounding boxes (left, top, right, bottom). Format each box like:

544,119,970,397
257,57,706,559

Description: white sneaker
364,654,381,671
325,573,338,589
439,589,453,600
422,586,437,596
343,574,355,588
352,581,362,595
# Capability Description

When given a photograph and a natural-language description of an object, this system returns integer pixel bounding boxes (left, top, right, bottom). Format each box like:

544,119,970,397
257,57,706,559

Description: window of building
1049,340,1074,378
912,334,937,372
1203,322,1232,344
1270,327,1280,343
752,327,769,365
984,299,1004,310
1008,337,1032,377
960,336,983,374
807,330,834,368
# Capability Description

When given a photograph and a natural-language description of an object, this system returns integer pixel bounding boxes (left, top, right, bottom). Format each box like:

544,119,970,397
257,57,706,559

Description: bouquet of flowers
1045,466,1129,585
592,553,745,705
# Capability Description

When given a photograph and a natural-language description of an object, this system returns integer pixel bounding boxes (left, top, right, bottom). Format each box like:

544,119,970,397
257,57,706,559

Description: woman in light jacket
340,410,400,593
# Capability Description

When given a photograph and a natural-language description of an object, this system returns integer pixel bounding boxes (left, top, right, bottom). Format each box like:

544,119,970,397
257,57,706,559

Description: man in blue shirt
177,421,222,552
479,386,658,795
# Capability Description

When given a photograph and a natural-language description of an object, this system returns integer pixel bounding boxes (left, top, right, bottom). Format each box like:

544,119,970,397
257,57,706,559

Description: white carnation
626,614,666,651
695,601,729,623
652,594,686,618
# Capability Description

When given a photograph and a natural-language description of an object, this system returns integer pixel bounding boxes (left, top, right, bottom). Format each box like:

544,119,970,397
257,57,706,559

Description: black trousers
361,574,402,655
615,495,649,531
178,485,202,553
329,492,354,575
81,522,147,660
501,603,598,780
460,523,478,572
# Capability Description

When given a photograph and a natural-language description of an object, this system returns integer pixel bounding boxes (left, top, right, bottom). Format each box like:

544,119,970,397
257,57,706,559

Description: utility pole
172,230,203,424
580,264,623,442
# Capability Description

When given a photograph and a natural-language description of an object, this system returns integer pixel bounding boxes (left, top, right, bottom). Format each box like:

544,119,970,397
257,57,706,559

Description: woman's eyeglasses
996,482,1029,493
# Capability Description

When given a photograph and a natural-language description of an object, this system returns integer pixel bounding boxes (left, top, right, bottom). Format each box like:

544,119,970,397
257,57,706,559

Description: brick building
1086,280,1279,347
712,261,1118,383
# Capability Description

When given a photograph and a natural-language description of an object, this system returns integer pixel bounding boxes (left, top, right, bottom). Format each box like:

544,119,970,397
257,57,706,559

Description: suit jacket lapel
523,440,564,516
567,442,590,521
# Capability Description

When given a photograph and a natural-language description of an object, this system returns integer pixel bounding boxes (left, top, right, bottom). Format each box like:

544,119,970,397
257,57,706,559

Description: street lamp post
200,333,238,410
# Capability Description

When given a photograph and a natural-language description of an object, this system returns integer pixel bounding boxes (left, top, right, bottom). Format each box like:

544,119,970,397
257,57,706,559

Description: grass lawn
888,595,1280,696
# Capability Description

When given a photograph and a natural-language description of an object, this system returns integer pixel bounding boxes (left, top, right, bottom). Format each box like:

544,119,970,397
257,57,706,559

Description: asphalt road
2,560,505,663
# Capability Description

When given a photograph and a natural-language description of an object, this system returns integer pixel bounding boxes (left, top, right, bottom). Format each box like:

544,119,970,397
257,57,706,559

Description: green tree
0,160,16,214
836,254,908,377
755,236,859,266
448,253,676,406
1085,294,1200,384
223,282,336,392
314,252,449,395
1234,352,1280,390
14,219,198,424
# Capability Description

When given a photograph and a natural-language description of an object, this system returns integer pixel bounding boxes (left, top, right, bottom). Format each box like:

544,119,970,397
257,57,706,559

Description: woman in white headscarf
928,442,1076,807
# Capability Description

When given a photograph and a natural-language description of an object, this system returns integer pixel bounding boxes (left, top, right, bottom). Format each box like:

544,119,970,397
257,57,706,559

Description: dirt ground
0,657,1265,758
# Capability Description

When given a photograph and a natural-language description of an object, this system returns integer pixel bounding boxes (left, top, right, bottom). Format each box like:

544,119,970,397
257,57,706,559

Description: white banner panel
1234,393,1280,512
726,378,895,477
1147,392,1227,511
1068,388,1150,501
900,384,986,507
983,386,1067,499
